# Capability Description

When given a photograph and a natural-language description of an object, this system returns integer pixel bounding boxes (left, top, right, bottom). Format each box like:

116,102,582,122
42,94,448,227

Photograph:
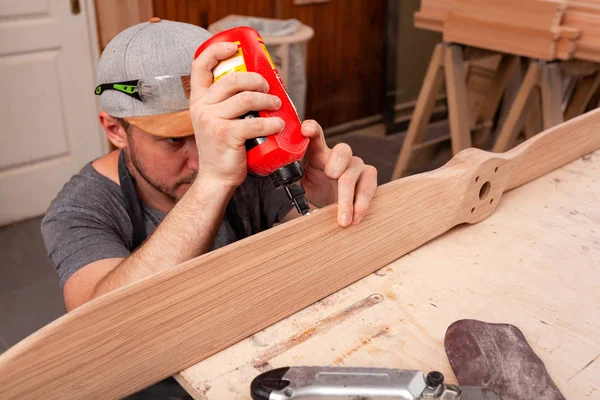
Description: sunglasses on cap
94,75,194,138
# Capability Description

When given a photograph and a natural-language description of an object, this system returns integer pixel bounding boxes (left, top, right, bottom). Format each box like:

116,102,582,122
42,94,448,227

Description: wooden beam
2,109,600,399
391,43,445,180
541,62,565,129
479,55,520,123
493,60,542,152
475,54,520,147
416,0,600,62
565,70,600,120
444,44,472,154
524,86,544,139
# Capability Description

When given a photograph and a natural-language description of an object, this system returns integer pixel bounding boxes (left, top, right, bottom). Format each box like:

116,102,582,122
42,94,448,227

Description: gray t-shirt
41,163,294,288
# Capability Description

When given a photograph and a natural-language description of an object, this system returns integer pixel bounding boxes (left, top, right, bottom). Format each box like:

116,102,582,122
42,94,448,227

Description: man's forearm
92,177,234,299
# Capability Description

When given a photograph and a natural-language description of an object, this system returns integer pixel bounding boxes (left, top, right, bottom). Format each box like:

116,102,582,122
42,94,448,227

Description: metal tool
250,366,502,400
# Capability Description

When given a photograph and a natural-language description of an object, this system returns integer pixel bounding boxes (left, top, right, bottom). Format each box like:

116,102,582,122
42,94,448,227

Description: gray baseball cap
96,18,212,137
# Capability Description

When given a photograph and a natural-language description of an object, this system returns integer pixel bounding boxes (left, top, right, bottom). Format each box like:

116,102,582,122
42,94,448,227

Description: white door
0,0,106,226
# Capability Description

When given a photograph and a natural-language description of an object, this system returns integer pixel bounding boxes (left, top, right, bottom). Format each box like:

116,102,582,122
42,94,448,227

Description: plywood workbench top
176,150,600,399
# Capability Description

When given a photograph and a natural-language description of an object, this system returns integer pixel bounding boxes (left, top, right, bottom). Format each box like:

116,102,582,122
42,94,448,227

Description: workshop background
1,0,599,355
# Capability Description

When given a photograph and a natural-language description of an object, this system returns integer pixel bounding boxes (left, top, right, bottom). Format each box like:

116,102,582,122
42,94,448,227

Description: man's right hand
189,42,285,188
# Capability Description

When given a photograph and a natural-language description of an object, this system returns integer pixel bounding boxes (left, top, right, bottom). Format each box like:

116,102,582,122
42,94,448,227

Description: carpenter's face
125,125,198,201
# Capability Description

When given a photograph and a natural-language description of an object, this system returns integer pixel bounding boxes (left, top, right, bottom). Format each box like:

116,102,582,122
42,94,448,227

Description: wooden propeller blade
1,109,599,399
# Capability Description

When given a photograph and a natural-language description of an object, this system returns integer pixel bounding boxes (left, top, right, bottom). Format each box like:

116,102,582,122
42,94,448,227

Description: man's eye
166,137,183,144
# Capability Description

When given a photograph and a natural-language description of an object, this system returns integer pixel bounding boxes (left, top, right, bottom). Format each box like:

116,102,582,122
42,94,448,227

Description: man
43,17,376,320
41,18,377,398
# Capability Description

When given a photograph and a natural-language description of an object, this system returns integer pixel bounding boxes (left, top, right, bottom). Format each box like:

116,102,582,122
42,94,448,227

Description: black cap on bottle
270,162,310,215
270,161,305,188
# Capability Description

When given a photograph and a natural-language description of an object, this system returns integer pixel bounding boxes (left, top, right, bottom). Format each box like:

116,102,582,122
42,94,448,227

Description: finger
324,143,353,180
352,165,378,224
216,91,282,119
190,42,238,103
202,72,270,105
302,120,330,168
227,117,285,143
336,157,364,227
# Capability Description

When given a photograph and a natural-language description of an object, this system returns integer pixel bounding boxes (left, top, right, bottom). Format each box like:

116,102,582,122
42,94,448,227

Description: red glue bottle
195,26,310,215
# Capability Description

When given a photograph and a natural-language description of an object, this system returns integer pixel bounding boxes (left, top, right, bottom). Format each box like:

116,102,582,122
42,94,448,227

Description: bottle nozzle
284,183,310,215
270,161,310,215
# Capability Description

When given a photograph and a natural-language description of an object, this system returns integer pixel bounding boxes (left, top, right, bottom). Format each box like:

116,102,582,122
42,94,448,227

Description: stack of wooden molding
415,0,600,62
563,0,600,61
414,0,452,31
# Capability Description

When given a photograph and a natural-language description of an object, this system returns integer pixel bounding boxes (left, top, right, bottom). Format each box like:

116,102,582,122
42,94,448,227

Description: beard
126,144,197,202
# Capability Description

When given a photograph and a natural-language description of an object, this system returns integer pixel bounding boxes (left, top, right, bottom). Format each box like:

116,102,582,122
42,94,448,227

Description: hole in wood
370,294,384,303
479,182,491,200
471,207,475,213
495,166,499,173
475,176,480,183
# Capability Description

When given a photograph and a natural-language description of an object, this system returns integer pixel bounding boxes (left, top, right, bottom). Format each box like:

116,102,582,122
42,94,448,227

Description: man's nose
185,137,199,170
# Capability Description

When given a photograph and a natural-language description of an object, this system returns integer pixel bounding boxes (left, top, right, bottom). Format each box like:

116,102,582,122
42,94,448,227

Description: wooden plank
416,0,600,61
451,0,560,33
475,54,520,148
444,14,556,60
414,11,444,32
465,55,502,129
1,109,600,399
541,62,565,129
524,86,544,139
442,0,562,60
391,43,445,180
479,55,518,122
444,44,472,154
493,61,542,152
565,70,600,120
179,150,600,399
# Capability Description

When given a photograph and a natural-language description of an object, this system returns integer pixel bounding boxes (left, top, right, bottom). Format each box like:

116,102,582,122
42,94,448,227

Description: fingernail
274,97,282,108
278,118,285,131
341,213,351,226
226,42,237,50
352,213,361,224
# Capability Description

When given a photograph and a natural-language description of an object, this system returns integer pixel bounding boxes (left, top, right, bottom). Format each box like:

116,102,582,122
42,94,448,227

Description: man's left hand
296,119,378,227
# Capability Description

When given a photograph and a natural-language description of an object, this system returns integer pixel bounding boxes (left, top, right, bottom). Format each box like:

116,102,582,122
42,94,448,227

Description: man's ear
99,112,128,149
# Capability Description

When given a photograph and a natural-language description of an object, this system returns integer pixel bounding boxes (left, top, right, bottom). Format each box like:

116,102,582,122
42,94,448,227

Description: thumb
302,120,330,169
190,42,238,103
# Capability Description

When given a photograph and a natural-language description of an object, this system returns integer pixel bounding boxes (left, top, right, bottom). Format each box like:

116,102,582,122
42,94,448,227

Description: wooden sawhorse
390,43,516,180
493,59,600,152
392,44,600,178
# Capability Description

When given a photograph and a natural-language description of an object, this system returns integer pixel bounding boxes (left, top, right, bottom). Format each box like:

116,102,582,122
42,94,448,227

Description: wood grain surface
1,110,600,399
179,149,599,399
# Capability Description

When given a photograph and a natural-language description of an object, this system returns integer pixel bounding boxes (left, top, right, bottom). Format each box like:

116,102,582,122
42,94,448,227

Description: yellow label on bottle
213,41,247,82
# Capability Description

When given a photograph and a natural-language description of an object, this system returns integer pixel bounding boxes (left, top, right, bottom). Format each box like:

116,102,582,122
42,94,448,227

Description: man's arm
91,179,232,294
63,178,233,311
64,42,284,310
